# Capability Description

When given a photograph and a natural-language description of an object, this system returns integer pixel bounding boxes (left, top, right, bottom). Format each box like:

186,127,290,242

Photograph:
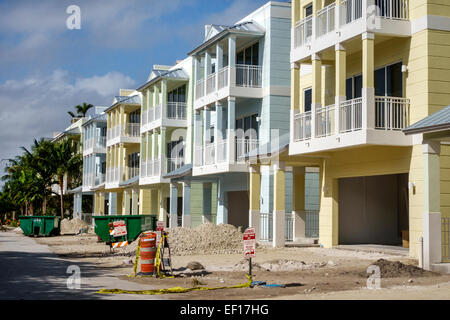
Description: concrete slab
335,244,409,257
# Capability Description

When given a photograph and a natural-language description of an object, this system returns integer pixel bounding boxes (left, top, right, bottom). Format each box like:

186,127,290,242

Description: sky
0,0,273,180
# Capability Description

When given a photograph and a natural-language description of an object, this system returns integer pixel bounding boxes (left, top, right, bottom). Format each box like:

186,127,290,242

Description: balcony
194,64,262,109
83,136,106,156
292,0,410,63
291,95,411,154
193,138,259,175
106,167,124,188
127,166,140,180
106,123,140,146
141,102,187,133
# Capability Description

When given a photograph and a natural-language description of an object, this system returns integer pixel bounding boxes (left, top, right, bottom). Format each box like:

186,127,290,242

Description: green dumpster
93,215,157,243
19,216,61,237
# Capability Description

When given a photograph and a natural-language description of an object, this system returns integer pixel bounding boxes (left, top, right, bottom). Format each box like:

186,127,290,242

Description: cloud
0,69,136,176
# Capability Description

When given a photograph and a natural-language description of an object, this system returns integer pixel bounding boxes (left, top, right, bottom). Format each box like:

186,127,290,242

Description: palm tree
67,111,76,118
49,139,82,218
75,102,94,117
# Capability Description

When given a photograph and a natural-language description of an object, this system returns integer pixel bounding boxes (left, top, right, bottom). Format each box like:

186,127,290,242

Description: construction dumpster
93,215,157,243
19,216,61,237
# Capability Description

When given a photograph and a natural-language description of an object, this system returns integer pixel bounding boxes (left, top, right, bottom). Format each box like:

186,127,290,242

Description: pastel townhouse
136,59,193,227
274,0,450,271
103,90,142,216
163,1,323,241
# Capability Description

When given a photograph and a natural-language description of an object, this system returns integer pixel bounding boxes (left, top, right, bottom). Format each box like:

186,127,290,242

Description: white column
362,32,375,130
215,101,223,163
216,43,223,90
169,182,178,228
272,161,286,248
216,178,227,224
159,127,166,175
204,51,211,94
182,181,191,228
228,36,236,87
203,107,210,164
227,97,236,163
193,111,202,165
131,188,139,215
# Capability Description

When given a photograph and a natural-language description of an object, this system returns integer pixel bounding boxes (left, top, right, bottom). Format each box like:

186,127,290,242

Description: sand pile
60,218,89,235
232,259,334,272
369,259,436,278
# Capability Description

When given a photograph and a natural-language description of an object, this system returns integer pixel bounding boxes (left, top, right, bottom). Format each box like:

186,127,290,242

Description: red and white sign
243,227,256,258
156,221,164,232
113,220,127,237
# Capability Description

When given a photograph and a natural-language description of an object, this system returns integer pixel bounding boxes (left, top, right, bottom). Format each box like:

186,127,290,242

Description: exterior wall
189,182,217,227
305,169,320,210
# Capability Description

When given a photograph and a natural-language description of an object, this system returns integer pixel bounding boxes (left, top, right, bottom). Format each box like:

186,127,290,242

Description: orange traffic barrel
140,232,157,274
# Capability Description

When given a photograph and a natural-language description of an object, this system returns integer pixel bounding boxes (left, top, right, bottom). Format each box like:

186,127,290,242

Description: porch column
423,141,442,270
293,167,306,240
153,85,160,120
182,181,191,228
202,182,212,223
215,102,224,162
319,159,339,247
228,35,236,87
151,130,157,162
249,165,261,241
131,188,139,215
123,189,130,214
204,51,211,94
169,182,178,228
159,127,166,175
291,63,300,142
227,97,236,163
216,43,223,90
203,107,211,164
158,186,167,224
216,178,227,224
311,53,322,138
335,44,346,135
139,189,150,215
119,106,125,135
194,56,201,98
161,79,167,120
273,162,286,247
193,111,202,165
362,32,375,130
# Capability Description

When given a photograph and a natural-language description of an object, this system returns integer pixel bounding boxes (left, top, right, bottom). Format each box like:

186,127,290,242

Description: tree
75,102,93,117
49,139,82,218
67,111,76,118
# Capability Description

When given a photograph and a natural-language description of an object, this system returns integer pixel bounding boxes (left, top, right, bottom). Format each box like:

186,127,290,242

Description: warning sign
156,221,164,245
113,220,127,237
243,227,256,258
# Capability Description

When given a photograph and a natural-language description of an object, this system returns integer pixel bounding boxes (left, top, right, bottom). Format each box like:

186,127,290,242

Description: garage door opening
338,173,409,246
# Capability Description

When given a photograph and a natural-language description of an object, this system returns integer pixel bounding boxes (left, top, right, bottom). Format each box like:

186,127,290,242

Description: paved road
0,231,159,300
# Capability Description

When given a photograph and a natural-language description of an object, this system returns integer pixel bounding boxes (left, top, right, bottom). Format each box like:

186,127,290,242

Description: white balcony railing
206,73,216,95
294,15,313,48
235,139,259,161
128,166,139,180
167,157,185,173
376,0,409,20
141,159,160,178
167,102,187,120
106,167,123,184
125,123,140,137
340,0,363,26
340,97,363,133
218,67,228,89
236,64,262,88
375,96,409,130
317,3,336,38
316,104,335,138
95,173,105,186
107,125,121,141
204,143,215,165
217,139,227,163
293,111,312,141
195,79,205,99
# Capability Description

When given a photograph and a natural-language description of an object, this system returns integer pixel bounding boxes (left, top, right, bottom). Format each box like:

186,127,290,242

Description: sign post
156,221,164,246
243,227,256,278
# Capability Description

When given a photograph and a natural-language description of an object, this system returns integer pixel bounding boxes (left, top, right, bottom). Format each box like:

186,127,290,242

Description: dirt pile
232,259,334,272
369,259,436,278
60,218,89,235
167,223,243,255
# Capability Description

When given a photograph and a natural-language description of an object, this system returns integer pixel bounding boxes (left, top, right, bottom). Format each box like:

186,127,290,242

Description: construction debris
369,259,436,278
60,218,89,235
231,259,332,272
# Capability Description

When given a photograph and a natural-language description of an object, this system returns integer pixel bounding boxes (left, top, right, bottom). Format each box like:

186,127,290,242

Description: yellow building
248,0,450,272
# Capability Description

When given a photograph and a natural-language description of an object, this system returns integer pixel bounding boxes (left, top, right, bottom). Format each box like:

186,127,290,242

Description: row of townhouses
54,1,450,273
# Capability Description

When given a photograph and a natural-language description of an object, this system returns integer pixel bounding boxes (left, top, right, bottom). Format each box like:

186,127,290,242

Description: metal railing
128,166,139,180
97,136,106,148
443,217,450,262
236,64,262,88
316,104,335,137
339,97,362,133
204,143,215,165
107,125,121,141
206,73,216,95
293,111,312,141
317,3,336,38
195,79,205,99
305,210,319,238
285,213,293,242
235,138,259,161
218,67,228,89
167,102,187,120
106,167,122,183
125,123,140,137
217,139,228,163
375,96,409,130
167,157,184,173
294,15,313,48
194,145,204,166
141,159,160,178
95,173,105,186
340,0,363,26
376,0,409,20
260,213,273,242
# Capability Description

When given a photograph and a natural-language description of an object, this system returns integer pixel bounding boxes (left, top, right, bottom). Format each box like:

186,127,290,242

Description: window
129,110,140,124
375,62,402,97
168,84,186,103
236,42,259,66
167,138,184,159
304,88,312,112
128,152,140,169
345,75,362,100
304,3,313,17
236,114,259,140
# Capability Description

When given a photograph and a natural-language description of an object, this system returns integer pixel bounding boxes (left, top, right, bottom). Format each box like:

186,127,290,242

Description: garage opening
338,173,409,246
227,191,249,230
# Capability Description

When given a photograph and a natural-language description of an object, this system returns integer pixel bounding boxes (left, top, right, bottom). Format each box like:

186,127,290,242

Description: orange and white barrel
140,232,157,274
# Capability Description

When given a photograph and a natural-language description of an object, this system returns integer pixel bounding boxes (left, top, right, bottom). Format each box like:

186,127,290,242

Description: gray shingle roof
403,106,450,134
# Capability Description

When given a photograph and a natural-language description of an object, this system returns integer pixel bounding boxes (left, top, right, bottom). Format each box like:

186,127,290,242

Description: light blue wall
305,171,320,210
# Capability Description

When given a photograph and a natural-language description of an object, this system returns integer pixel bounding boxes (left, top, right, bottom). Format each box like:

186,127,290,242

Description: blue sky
0,0,274,176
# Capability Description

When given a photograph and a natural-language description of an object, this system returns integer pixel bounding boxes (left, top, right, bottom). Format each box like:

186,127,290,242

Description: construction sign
243,227,256,258
113,220,127,237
